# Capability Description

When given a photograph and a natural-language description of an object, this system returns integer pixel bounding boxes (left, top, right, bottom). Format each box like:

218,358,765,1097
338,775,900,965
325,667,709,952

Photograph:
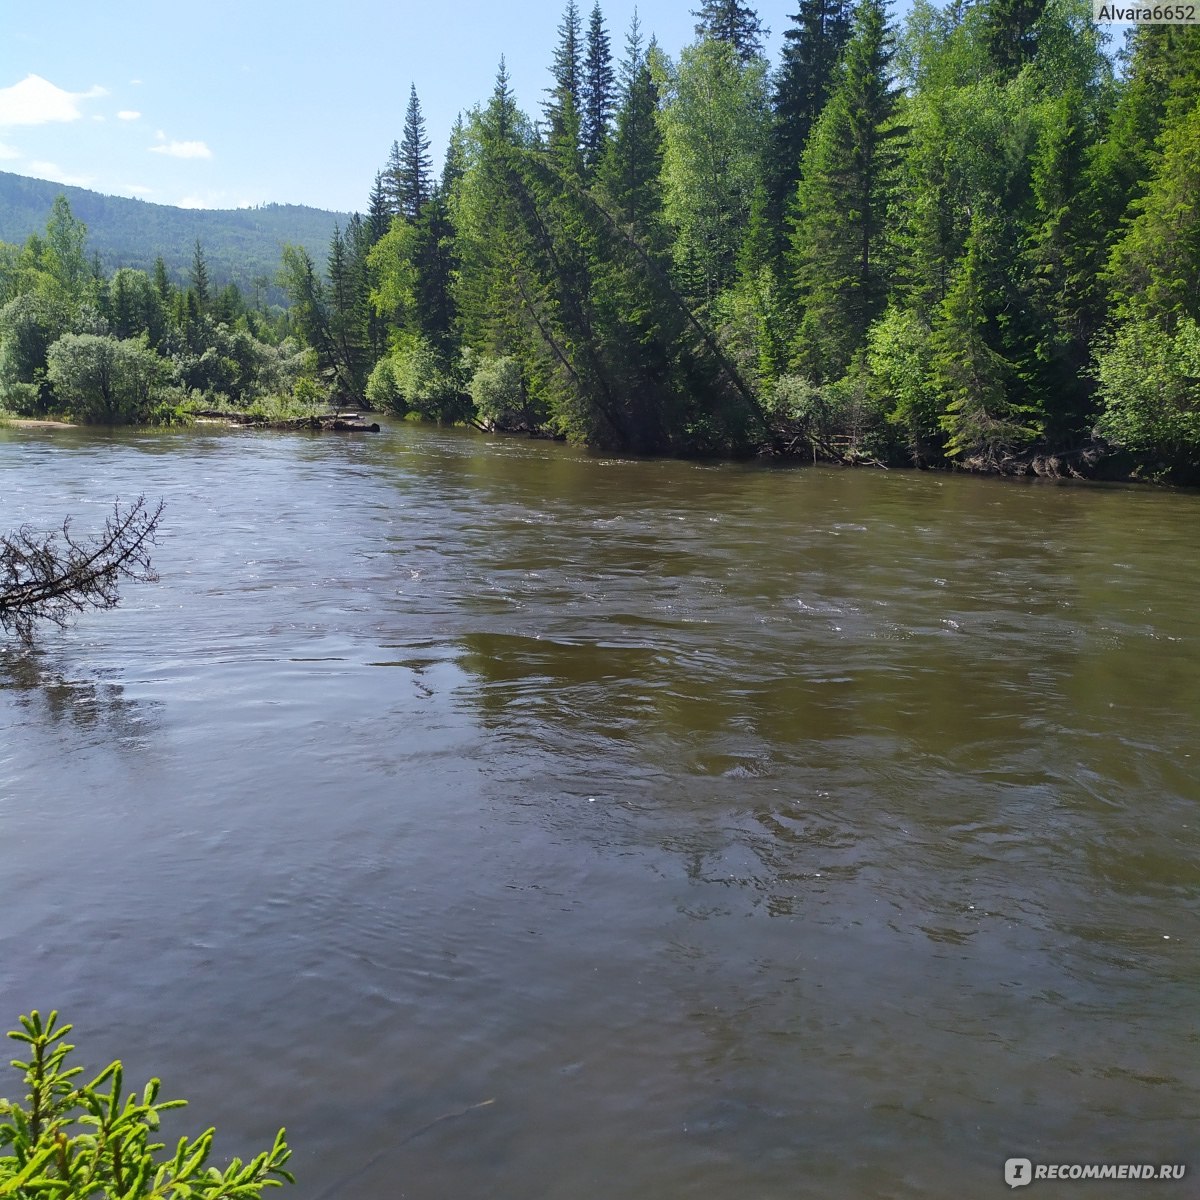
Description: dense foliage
0,198,321,422
269,0,1198,476
0,1010,292,1199
3,3,1198,478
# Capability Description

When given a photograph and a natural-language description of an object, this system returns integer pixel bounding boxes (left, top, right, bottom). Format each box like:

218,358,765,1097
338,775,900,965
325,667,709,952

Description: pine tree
581,2,615,175
399,85,434,221
692,0,766,64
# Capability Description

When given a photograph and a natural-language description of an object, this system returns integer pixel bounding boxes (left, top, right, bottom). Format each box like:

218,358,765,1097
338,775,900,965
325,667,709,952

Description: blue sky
3,0,832,215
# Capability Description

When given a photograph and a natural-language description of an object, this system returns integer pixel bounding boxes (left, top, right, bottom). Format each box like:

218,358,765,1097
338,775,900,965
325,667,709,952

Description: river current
1,421,1197,1198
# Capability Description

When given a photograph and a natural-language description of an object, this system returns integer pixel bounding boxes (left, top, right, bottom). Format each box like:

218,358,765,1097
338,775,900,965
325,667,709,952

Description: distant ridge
0,170,351,302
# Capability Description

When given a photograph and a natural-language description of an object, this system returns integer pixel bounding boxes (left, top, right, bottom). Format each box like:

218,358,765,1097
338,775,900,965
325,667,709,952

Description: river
1,420,1197,1198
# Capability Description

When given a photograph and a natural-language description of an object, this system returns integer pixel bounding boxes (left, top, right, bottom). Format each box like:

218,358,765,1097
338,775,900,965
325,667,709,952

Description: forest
1,0,1198,481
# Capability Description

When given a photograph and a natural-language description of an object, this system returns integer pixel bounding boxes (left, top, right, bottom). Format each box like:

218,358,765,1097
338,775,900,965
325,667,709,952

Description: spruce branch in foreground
0,1010,294,1200
0,496,164,644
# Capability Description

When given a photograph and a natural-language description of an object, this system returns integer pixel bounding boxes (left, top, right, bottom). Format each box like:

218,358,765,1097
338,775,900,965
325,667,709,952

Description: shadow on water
0,645,161,747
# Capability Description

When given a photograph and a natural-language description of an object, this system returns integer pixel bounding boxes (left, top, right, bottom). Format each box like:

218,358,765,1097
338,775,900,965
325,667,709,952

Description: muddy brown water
1,421,1197,1198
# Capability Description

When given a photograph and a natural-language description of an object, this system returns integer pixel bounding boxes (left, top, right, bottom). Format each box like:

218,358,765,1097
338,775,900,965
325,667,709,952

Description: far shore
2,417,79,430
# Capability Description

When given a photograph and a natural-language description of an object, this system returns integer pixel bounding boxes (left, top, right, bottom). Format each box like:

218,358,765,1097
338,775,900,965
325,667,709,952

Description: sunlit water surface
1,421,1197,1198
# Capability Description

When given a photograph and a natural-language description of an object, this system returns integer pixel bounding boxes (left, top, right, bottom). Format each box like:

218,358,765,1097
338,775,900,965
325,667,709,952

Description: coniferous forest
3,0,1199,482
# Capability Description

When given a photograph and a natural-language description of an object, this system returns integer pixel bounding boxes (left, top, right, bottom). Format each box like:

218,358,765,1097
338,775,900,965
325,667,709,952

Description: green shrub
469,355,526,429
1094,317,1200,477
45,334,170,425
0,1011,293,1199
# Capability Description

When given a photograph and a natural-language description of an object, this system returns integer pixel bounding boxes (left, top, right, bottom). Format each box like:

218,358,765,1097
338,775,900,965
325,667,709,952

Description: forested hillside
0,171,346,299
282,0,1200,480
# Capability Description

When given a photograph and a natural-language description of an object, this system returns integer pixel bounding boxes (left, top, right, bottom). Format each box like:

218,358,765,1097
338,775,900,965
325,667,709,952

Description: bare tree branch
0,496,165,644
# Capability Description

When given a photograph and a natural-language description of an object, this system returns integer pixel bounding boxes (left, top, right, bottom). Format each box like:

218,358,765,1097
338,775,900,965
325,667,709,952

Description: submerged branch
0,496,165,643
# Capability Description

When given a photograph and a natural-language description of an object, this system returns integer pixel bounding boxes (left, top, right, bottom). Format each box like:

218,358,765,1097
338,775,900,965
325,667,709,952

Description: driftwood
193,410,380,433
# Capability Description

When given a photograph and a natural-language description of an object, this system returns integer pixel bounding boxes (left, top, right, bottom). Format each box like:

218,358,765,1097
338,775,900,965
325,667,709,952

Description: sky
2,0,826,215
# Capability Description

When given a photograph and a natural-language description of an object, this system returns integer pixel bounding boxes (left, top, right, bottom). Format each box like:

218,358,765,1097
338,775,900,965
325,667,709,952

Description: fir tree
326,224,371,403
382,140,404,216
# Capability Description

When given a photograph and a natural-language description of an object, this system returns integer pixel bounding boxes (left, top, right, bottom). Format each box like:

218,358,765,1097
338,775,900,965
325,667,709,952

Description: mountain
0,171,351,302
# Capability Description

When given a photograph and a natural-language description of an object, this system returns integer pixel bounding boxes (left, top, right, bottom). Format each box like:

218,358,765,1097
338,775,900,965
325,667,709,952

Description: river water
0,421,1197,1198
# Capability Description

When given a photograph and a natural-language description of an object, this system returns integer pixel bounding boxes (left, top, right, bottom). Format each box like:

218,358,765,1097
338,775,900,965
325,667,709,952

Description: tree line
2,0,1197,481
283,0,1199,478
0,199,320,424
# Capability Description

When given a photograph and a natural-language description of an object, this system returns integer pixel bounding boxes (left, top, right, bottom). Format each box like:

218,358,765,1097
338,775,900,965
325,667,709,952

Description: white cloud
117,110,141,121
177,195,208,209
124,184,153,196
0,141,20,160
0,75,107,126
150,139,212,159
26,160,94,187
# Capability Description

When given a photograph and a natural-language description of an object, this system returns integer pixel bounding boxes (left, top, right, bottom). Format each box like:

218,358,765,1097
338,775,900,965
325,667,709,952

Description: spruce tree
383,140,404,216
491,56,519,145
367,171,392,245
152,256,173,303
598,17,665,238
768,0,853,243
788,0,902,379
581,2,615,175
326,224,371,403
931,211,1038,462
399,84,434,221
982,0,1048,79
546,0,584,164
189,240,211,315
692,0,766,64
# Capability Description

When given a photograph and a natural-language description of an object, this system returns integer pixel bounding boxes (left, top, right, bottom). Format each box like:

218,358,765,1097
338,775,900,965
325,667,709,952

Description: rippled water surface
1,421,1197,1198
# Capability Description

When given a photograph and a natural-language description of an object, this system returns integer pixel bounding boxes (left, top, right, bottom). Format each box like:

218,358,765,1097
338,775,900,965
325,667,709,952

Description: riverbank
2,408,1187,487
1,411,380,434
